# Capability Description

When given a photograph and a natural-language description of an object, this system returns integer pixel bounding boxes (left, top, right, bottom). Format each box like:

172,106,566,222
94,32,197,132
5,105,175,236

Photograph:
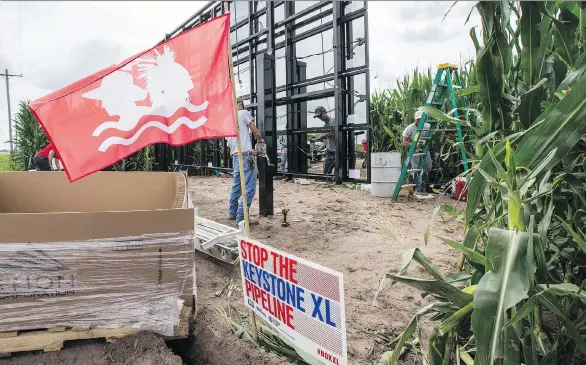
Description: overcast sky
0,1,480,151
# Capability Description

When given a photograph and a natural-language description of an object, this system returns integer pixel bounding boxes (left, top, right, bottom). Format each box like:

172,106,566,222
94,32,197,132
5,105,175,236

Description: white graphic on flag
82,45,209,152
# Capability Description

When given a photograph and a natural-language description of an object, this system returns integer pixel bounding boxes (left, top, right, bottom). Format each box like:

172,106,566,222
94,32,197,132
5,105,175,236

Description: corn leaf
466,72,586,222
418,106,467,126
436,236,487,267
538,292,586,356
457,84,480,97
439,301,474,336
487,147,511,187
519,148,557,187
425,206,442,245
471,228,537,365
459,350,474,365
388,274,473,308
557,50,586,91
564,173,586,207
375,248,445,300
520,2,542,85
462,223,481,250
558,218,586,253
503,320,521,364
553,6,580,66
519,1,543,128
387,302,447,365
428,326,449,365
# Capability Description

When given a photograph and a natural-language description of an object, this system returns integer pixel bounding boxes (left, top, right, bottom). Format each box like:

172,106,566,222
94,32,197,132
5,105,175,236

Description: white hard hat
414,110,423,120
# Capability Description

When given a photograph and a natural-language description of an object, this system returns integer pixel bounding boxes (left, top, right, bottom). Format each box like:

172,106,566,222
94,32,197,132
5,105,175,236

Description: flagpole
224,2,259,343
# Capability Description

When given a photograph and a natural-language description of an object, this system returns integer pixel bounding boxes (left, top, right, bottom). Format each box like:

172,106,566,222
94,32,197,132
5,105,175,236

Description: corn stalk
376,2,586,364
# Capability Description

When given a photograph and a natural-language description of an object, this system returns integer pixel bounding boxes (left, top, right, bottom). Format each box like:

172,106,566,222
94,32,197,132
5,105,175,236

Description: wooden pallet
0,306,193,356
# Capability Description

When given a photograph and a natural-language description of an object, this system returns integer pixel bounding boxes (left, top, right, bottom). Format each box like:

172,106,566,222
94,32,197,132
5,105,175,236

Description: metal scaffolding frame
154,0,371,216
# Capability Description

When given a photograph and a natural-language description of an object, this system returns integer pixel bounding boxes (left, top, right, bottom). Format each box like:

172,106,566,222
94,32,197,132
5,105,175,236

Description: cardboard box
0,172,195,335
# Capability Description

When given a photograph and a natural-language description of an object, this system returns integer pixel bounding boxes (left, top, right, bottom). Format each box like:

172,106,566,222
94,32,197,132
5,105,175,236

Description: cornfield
10,100,49,171
371,63,479,183
376,2,586,365
9,100,152,172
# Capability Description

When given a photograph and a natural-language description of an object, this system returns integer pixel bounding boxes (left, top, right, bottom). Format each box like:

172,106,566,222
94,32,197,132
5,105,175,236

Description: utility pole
1,69,23,151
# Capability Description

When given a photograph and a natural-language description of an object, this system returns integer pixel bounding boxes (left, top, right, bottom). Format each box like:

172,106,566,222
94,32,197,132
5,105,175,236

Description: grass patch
0,153,12,171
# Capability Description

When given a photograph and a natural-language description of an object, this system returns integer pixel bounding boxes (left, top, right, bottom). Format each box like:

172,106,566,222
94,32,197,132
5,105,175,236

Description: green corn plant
107,145,153,172
10,100,153,172
371,63,479,182
11,100,49,171
376,2,586,364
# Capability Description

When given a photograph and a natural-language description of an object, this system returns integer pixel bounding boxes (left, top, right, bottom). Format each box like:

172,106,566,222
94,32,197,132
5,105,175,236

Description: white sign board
238,237,347,365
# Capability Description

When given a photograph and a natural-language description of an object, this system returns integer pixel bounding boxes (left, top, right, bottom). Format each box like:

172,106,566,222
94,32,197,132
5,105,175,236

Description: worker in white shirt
402,110,432,192
226,98,264,226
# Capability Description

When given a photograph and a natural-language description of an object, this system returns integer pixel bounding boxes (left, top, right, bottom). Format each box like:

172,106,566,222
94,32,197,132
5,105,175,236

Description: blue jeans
408,152,432,191
229,154,257,222
323,150,336,175
279,152,287,171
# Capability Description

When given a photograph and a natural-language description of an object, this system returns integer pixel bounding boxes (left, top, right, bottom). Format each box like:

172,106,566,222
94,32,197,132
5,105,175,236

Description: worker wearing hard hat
402,110,432,192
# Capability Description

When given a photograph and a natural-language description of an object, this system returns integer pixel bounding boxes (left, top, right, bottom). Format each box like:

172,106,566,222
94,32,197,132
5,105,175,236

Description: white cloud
0,0,480,151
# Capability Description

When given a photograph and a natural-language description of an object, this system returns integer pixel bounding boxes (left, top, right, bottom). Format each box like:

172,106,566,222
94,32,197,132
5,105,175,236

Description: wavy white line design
92,100,210,137
98,115,208,152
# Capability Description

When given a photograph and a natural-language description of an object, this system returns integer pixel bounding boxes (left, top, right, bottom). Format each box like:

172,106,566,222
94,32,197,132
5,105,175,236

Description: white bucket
370,152,402,197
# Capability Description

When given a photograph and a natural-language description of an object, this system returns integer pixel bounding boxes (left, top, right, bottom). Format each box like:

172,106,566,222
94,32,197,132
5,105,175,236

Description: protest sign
238,237,347,365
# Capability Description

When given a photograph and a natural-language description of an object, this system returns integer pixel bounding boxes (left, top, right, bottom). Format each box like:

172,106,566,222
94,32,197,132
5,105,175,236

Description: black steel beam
282,123,369,135
170,164,234,174
283,172,335,181
332,1,343,184
274,22,332,51
256,23,276,216
273,8,334,40
296,61,308,173
275,1,330,28
154,0,371,186
345,5,356,173
284,1,297,176
340,66,368,78
338,7,367,24
275,88,335,105
276,73,334,93
364,0,372,184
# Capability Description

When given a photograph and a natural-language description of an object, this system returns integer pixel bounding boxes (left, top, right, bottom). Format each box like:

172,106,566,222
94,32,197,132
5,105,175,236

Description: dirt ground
0,174,464,365
186,174,465,364
0,332,183,365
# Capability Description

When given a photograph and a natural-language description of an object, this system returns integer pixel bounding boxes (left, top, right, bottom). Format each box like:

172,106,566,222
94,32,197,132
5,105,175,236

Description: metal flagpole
224,2,259,342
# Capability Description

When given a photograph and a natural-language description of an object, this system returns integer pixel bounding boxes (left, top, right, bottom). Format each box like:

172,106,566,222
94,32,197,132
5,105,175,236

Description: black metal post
295,61,308,174
256,52,276,216
364,1,371,184
345,3,356,172
284,1,297,177
332,1,344,184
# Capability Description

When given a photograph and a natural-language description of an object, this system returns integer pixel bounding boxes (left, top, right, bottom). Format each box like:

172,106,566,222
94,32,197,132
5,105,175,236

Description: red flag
29,14,236,182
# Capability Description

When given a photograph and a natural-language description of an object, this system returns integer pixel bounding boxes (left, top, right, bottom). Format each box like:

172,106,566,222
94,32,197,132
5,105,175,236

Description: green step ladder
391,63,470,201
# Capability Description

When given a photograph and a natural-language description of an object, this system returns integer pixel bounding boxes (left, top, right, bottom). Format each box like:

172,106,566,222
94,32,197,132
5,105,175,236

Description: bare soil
186,174,464,364
0,332,182,365
0,174,464,365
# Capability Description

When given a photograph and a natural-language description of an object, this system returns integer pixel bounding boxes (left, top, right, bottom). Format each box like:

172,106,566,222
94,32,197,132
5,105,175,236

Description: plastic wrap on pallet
0,231,194,336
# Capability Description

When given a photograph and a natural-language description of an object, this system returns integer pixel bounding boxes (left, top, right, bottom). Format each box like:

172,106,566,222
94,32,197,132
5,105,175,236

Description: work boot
237,219,259,228
228,215,236,220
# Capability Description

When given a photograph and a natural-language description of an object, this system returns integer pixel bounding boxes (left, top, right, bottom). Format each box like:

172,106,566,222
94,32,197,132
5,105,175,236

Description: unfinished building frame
154,0,371,216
